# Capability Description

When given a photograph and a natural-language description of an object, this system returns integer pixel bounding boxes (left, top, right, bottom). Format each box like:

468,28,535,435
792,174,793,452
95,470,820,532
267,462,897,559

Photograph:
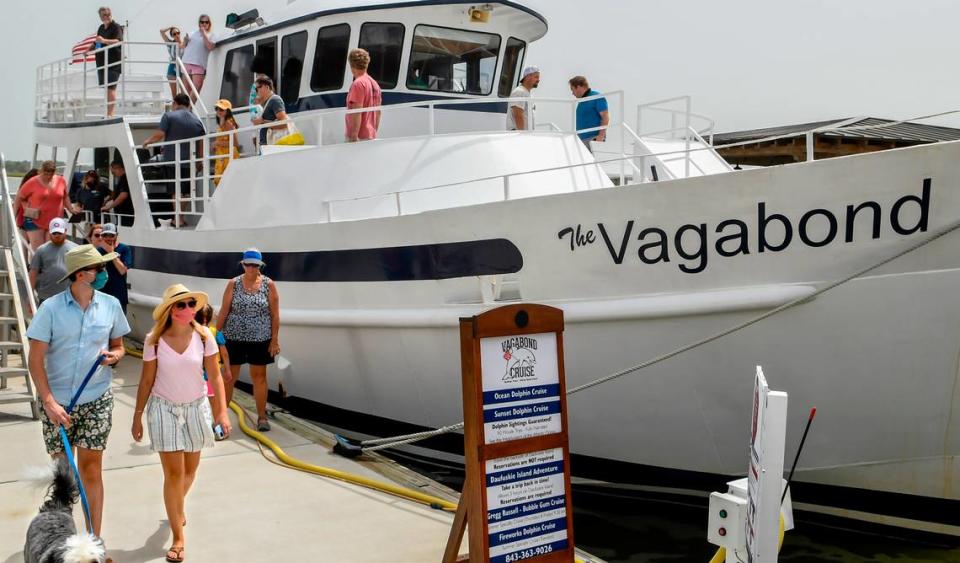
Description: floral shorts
40,389,114,453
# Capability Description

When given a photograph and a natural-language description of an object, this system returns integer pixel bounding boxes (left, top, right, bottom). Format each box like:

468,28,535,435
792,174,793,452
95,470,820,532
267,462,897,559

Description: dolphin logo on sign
502,347,537,383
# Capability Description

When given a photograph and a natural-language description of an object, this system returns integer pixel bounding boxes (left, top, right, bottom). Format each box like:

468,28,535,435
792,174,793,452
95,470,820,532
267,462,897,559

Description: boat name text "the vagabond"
556,178,932,274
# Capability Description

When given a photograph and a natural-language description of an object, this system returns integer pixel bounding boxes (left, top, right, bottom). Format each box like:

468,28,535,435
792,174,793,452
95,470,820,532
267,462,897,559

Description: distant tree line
4,160,65,176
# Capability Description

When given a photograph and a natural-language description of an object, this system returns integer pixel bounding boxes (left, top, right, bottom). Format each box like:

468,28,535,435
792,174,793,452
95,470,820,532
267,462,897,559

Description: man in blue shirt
569,75,609,151
27,244,130,540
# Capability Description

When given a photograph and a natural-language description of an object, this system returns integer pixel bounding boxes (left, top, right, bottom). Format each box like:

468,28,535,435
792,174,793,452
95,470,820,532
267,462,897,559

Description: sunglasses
199,20,211,24
174,299,198,310
242,262,260,268
84,264,106,273
91,233,102,238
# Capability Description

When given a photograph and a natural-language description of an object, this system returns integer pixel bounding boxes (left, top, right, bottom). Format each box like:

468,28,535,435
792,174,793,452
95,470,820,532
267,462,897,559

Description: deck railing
35,41,181,122
134,91,631,228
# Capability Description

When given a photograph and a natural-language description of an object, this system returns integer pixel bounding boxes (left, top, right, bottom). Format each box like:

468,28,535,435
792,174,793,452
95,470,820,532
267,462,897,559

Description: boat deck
0,357,482,561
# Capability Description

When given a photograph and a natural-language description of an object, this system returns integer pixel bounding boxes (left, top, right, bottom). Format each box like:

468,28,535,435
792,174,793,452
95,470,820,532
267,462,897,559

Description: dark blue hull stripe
290,91,508,114
129,238,522,282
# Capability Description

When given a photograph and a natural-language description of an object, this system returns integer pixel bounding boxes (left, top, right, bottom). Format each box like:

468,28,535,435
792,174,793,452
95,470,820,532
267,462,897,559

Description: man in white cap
29,217,79,304
27,244,130,545
507,65,540,131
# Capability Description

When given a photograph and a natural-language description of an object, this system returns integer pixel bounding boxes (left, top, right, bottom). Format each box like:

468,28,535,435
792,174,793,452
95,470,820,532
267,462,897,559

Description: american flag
71,34,97,65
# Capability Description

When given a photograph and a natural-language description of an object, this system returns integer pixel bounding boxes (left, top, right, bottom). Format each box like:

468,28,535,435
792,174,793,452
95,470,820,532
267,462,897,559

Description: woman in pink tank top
131,284,232,562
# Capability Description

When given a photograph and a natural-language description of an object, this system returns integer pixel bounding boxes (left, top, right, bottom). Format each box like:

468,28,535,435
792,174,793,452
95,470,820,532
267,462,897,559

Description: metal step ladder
0,153,40,420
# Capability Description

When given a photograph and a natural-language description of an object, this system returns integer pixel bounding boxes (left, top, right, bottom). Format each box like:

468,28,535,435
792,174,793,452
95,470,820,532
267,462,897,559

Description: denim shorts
22,217,39,231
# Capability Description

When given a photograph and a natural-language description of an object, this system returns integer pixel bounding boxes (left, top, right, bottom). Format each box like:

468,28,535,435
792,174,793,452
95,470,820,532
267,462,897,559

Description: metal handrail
175,57,209,120
35,40,175,122
134,90,630,226
0,154,38,315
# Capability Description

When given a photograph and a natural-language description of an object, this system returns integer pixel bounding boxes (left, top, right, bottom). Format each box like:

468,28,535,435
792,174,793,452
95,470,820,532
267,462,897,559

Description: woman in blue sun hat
215,248,280,431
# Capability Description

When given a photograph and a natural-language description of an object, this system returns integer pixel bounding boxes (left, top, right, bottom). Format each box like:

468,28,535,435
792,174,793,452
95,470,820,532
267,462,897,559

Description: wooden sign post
443,304,575,563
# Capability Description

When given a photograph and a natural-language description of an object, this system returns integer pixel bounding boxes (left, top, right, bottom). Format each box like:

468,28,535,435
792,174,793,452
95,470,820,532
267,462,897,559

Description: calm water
388,453,960,563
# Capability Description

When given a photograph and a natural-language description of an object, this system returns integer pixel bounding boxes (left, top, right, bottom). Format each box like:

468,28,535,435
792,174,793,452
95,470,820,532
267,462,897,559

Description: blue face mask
91,270,109,290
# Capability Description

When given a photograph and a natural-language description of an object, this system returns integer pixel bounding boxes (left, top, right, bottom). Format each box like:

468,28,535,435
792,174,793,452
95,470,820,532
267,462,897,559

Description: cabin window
407,25,500,95
221,44,254,107
280,31,308,105
310,23,350,92
498,37,526,97
256,37,278,89
358,22,405,89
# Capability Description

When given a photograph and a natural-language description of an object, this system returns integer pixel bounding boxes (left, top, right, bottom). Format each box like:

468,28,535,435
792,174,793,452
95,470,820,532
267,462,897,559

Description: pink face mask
171,307,195,325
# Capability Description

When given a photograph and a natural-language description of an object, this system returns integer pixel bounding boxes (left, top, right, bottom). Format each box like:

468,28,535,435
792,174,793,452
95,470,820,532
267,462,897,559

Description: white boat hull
39,118,960,530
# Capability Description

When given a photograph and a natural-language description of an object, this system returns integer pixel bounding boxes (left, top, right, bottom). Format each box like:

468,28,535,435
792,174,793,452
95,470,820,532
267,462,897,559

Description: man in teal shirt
27,244,130,540
569,75,609,151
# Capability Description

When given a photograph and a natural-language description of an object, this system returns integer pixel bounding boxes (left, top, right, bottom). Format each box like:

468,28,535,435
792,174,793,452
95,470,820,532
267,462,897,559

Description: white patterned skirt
146,394,215,452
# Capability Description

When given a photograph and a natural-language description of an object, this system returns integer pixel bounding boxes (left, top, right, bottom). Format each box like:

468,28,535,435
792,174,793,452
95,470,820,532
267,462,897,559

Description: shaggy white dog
23,458,106,563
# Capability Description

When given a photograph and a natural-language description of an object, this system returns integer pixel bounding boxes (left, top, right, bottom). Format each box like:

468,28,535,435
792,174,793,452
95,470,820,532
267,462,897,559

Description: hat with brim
240,248,265,267
152,283,209,321
58,244,118,284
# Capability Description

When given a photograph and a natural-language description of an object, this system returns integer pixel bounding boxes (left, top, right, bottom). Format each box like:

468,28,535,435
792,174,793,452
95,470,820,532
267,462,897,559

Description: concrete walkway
0,358,461,562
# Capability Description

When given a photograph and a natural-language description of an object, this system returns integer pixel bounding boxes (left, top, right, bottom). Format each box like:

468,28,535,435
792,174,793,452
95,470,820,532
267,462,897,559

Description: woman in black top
73,170,110,223
93,7,123,117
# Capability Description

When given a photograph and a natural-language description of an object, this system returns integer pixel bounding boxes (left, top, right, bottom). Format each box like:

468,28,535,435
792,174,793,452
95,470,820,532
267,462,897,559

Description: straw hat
152,283,209,320
58,244,118,283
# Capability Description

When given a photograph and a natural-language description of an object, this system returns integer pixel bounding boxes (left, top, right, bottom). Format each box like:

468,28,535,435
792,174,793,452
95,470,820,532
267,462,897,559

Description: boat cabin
207,0,547,139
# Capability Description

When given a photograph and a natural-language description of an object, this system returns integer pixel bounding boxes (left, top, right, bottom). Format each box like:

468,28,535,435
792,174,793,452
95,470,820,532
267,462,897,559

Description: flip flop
166,546,185,562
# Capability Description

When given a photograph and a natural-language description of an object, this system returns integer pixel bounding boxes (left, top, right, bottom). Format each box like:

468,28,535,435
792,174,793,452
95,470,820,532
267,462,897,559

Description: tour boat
25,0,960,536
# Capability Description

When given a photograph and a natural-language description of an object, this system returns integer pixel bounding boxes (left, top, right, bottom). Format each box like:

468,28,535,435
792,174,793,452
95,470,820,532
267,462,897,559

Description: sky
3,0,960,161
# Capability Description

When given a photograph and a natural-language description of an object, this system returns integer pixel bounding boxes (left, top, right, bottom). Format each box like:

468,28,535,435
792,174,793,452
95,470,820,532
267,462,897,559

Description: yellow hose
709,512,785,562
227,401,458,511
125,344,590,561
125,344,457,511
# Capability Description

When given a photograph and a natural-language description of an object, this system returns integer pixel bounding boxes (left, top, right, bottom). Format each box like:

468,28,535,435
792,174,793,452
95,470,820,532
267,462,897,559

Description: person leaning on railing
92,6,123,118
251,77,289,148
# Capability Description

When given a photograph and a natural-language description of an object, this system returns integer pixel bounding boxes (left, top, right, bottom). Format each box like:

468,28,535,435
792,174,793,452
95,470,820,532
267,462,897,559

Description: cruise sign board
444,305,574,563
480,333,561,444
745,367,788,563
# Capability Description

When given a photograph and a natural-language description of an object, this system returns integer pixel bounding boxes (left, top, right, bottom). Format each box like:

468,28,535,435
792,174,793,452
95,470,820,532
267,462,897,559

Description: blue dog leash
57,355,106,535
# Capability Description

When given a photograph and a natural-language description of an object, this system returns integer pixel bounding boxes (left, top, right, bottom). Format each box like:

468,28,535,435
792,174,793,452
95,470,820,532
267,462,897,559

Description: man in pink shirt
345,48,382,142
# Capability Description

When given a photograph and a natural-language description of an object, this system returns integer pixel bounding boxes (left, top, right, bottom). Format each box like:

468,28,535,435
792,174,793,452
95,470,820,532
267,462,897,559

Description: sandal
257,418,271,432
166,546,185,562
